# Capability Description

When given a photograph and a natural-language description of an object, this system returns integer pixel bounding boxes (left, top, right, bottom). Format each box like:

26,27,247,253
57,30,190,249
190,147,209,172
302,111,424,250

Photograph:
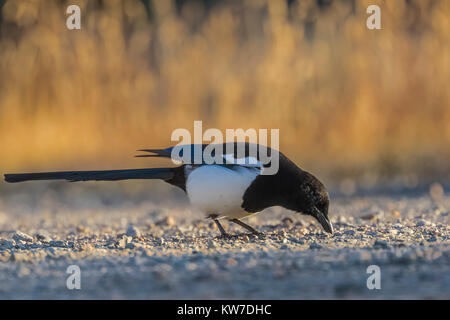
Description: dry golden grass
0,0,449,181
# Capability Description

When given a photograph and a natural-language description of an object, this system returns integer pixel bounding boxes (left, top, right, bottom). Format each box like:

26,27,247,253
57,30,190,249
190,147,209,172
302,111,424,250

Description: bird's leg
213,219,230,237
230,219,263,236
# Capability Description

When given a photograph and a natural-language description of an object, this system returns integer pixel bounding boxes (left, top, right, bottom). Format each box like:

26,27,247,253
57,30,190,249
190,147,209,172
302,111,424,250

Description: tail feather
135,148,172,158
4,168,174,183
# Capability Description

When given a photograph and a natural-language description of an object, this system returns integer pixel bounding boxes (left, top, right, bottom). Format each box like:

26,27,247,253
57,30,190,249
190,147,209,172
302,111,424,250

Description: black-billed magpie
4,143,332,236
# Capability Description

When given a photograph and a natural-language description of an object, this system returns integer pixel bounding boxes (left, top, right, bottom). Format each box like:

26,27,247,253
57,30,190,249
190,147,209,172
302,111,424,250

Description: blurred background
0,0,449,190
1,1,450,301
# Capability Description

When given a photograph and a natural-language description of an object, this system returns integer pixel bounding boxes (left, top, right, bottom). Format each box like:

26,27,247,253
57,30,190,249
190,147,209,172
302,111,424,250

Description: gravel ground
0,181,449,299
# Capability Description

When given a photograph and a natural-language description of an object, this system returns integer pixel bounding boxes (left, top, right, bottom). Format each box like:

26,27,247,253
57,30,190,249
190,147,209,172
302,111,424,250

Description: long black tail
4,168,174,183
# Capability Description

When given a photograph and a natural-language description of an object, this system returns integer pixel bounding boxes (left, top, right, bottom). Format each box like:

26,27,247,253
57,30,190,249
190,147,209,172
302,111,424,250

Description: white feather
185,164,260,219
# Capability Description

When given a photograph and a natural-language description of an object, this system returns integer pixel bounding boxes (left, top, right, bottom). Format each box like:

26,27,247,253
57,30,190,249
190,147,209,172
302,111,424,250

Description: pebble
361,213,376,221
49,240,66,247
309,242,322,250
156,217,176,227
374,240,389,249
126,242,136,249
76,226,89,233
36,232,52,242
361,211,384,221
12,231,33,242
389,229,399,236
0,239,14,250
117,236,127,249
207,240,216,249
416,220,430,227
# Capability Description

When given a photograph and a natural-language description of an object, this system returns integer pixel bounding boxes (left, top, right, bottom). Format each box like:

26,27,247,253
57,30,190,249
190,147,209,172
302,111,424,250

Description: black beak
312,206,333,234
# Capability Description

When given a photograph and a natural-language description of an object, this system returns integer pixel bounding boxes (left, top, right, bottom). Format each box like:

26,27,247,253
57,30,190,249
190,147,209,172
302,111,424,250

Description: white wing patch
185,164,260,219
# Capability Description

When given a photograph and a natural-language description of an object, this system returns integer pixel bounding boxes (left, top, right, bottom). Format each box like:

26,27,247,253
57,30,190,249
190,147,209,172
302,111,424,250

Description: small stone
361,211,384,221
374,240,389,248
14,239,26,247
389,229,399,236
13,231,33,242
49,240,66,247
309,242,322,250
36,232,52,242
416,220,430,227
0,239,14,250
207,240,216,249
126,242,136,249
156,217,176,227
126,225,141,237
344,230,355,235
361,213,376,221
117,236,127,248
415,234,424,240
76,226,88,233
79,243,94,252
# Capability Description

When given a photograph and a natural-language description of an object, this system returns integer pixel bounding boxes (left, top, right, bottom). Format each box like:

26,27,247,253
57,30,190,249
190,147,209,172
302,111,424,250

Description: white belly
185,165,259,219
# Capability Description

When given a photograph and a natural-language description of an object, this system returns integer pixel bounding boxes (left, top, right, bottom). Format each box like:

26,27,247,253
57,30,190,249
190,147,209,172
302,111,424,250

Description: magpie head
295,173,333,234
